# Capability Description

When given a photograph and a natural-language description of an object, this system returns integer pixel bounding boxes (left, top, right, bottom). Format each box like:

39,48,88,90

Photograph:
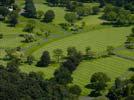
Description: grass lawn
72,56,134,95
20,63,59,79
77,14,103,26
33,26,132,59
114,48,134,58
35,4,66,24
19,56,134,96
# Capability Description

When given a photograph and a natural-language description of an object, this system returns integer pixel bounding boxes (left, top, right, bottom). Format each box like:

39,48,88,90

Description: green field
114,48,134,58
73,56,134,95
19,56,134,95
0,0,134,97
20,63,59,79
33,26,132,59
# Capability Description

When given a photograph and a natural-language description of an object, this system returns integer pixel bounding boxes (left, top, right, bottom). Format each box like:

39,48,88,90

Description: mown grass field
33,26,132,59
114,48,134,58
72,56,134,95
19,56,134,95
20,63,59,79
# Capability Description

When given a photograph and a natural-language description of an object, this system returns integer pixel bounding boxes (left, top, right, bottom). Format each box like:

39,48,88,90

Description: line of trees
0,0,15,6
1,56,133,100
46,0,134,13
85,71,134,99
0,0,19,27
90,0,134,13
0,60,82,100
107,76,134,100
125,27,134,49
102,5,134,26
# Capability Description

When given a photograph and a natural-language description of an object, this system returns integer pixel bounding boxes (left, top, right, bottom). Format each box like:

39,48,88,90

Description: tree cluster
107,76,134,100
125,27,134,49
23,0,37,18
0,59,81,100
86,72,110,97
0,0,19,26
102,5,134,26
0,0,15,6
91,0,134,13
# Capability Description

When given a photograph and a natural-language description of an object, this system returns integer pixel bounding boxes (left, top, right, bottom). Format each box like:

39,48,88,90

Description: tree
23,20,36,33
107,75,134,100
37,10,44,19
76,7,85,18
46,0,59,6
7,11,18,27
5,48,24,61
69,85,82,96
106,46,114,55
64,12,77,25
98,0,106,7
43,10,55,23
23,0,37,18
0,63,81,100
44,31,50,39
125,27,134,49
62,58,76,72
0,33,3,39
37,51,51,67
105,11,117,21
23,34,36,43
54,67,73,85
102,5,133,25
53,49,63,63
86,72,110,97
66,1,76,11
85,46,95,59
92,6,100,15
0,6,9,19
67,47,77,57
27,55,35,65
6,59,20,73
0,0,15,6
130,27,134,37
130,75,134,83
67,47,82,61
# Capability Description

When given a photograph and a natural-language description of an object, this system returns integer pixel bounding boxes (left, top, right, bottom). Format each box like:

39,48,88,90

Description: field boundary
113,44,134,61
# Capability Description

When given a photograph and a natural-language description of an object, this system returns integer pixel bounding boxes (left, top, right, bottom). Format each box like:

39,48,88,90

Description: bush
0,33,3,39
27,55,35,65
64,12,77,25
0,6,9,19
92,6,100,15
7,11,18,27
37,51,51,67
37,10,44,19
43,10,55,23
23,20,36,33
23,34,36,43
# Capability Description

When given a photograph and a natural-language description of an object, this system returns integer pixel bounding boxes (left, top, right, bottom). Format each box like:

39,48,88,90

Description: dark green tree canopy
23,0,37,18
